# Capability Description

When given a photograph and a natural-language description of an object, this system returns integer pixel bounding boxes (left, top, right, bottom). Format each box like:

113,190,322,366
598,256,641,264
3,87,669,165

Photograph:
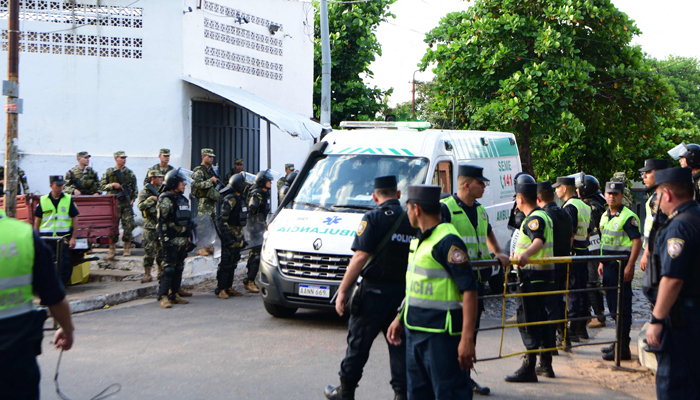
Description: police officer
191,148,221,221
505,174,557,383
598,181,642,361
157,169,194,309
215,173,248,299
678,143,700,203
554,176,592,341
64,151,100,195
277,163,295,192
33,175,80,285
638,159,669,304
578,175,607,328
243,170,273,293
325,176,415,400
100,151,137,260
278,171,297,204
138,170,165,283
0,165,29,195
0,213,75,400
387,185,478,400
143,148,174,187
644,167,700,400
535,180,572,362
440,165,509,395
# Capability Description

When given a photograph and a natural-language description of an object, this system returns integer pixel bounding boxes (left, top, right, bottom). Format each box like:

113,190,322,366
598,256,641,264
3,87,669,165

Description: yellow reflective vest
39,194,72,237
0,216,35,320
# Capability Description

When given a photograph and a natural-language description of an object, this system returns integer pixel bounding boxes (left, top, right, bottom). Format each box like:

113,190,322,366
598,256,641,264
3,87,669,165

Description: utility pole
319,0,331,130
411,70,419,119
3,0,20,217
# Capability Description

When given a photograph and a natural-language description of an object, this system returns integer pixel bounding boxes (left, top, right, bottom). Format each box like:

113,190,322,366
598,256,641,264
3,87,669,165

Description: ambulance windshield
292,155,430,211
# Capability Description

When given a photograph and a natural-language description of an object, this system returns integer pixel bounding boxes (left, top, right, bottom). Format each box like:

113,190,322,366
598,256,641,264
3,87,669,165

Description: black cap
537,180,553,192
652,167,692,189
50,175,66,185
604,181,624,194
406,185,441,205
458,164,490,183
374,175,397,189
552,176,575,188
638,159,669,172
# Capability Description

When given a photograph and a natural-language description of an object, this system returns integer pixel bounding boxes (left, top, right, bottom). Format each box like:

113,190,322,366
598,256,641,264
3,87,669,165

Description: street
37,289,653,400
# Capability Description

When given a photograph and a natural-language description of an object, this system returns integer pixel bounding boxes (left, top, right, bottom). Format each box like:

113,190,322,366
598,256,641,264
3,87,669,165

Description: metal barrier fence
472,255,629,368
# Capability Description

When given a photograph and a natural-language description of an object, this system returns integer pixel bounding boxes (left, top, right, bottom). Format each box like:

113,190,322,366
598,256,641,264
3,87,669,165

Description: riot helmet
229,172,248,193
255,169,274,186
514,173,537,194
285,171,298,187
577,175,600,198
680,143,700,168
164,168,188,191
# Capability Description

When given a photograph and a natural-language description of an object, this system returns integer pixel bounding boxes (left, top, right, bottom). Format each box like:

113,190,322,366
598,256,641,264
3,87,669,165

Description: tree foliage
421,0,692,181
385,79,452,128
647,56,700,126
312,0,396,127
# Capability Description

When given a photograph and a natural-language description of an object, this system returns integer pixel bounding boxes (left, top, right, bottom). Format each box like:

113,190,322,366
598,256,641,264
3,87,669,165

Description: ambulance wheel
263,301,298,318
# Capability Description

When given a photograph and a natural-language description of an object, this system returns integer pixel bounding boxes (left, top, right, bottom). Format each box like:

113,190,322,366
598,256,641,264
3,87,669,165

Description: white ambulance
257,122,522,317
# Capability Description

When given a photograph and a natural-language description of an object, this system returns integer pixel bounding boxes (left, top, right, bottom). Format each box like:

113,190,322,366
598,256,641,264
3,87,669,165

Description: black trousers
655,306,700,400
160,246,186,299
517,281,558,350
244,246,261,284
217,246,241,291
339,282,406,393
45,238,71,285
587,260,605,322
567,249,590,319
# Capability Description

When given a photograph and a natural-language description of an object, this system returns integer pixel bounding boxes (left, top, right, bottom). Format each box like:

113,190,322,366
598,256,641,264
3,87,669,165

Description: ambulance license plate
298,284,330,298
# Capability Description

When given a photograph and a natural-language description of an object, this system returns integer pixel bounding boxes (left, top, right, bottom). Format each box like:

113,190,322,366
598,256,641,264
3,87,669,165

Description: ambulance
256,122,522,317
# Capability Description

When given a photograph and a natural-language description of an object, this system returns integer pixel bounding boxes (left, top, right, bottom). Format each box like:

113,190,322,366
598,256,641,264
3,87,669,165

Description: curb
68,271,216,314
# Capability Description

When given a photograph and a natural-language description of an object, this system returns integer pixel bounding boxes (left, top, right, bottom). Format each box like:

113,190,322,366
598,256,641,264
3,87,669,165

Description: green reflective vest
563,197,592,250
39,194,72,237
404,223,464,336
441,196,490,265
600,206,639,256
514,210,555,279
0,216,35,320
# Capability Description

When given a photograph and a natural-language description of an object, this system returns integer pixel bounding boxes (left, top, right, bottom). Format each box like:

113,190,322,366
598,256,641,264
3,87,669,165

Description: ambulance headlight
261,240,279,267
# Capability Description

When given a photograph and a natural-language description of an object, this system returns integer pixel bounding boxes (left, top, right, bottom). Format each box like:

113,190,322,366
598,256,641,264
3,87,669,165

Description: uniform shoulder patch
448,245,469,264
667,238,685,259
356,221,367,236
630,218,639,228
527,218,539,231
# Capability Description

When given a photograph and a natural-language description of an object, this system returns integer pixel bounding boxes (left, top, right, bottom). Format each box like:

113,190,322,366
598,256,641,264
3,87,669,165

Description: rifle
209,166,226,192
66,170,87,194
145,183,159,197
112,169,131,203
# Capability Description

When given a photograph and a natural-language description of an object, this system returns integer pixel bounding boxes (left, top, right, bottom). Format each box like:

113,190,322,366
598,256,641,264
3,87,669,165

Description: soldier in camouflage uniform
276,163,295,192
0,165,29,194
142,148,174,187
64,151,100,195
611,172,634,208
138,170,164,283
157,168,193,308
215,173,248,299
191,148,221,222
100,151,138,260
224,158,246,183
243,170,273,293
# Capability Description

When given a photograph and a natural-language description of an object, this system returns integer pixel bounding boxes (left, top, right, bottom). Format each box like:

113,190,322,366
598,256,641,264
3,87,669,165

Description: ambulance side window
431,161,453,194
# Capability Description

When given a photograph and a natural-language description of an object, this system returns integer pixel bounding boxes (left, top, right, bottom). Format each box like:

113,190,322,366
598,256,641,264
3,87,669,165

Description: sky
367,0,700,106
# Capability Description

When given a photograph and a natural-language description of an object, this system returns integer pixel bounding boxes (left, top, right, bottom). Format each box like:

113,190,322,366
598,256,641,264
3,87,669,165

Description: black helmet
680,143,700,168
255,169,274,186
578,175,600,198
285,171,298,187
514,173,537,194
228,172,247,193
164,168,186,190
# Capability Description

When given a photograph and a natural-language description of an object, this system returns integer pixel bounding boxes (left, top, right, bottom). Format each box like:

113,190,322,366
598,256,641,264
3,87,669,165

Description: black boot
602,340,631,361
324,379,356,400
567,322,580,342
393,391,407,400
471,378,491,395
535,352,555,378
601,343,615,354
577,321,589,339
556,328,571,352
505,354,538,383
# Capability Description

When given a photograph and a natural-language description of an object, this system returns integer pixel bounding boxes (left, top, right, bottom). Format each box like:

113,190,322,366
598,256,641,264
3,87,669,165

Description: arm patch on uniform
527,219,539,231
631,218,639,228
667,238,685,259
356,221,367,236
448,245,469,264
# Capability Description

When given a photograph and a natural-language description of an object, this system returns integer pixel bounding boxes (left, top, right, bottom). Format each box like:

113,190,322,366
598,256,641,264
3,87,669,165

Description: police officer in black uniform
243,170,273,293
578,175,607,328
644,167,700,400
679,143,700,204
639,159,669,305
325,176,416,400
535,180,573,363
216,173,248,299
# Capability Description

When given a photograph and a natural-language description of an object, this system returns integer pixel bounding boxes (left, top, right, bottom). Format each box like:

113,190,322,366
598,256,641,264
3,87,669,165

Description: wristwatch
650,315,664,325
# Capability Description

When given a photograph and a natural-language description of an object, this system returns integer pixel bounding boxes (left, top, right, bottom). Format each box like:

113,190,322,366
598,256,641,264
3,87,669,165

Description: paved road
38,293,642,400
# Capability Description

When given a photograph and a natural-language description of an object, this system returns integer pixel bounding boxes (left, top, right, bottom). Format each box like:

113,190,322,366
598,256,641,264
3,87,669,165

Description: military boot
601,343,615,354
217,290,229,299
123,242,132,256
170,294,189,305
567,322,580,342
471,378,491,395
244,281,260,293
505,354,538,383
156,264,163,280
226,288,244,297
178,288,193,297
535,352,555,378
323,379,356,400
107,244,116,261
577,321,589,339
159,296,172,309
602,340,631,361
141,267,153,283
589,317,606,328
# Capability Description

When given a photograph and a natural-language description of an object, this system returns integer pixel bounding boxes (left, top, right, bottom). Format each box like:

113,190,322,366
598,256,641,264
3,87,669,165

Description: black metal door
191,101,261,177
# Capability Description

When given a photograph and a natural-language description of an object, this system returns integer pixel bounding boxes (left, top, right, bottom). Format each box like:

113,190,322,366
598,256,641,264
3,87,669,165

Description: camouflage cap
285,163,295,170
159,148,170,156
148,170,165,178
77,151,90,158
611,172,626,182
234,158,244,164
114,151,127,158
201,148,215,157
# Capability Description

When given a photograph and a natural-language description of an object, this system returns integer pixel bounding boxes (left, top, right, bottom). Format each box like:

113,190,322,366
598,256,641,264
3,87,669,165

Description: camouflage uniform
64,165,100,195
0,166,29,194
276,164,295,191
216,192,247,294
191,163,220,220
244,184,270,285
611,172,634,208
157,192,191,301
143,164,174,187
100,166,137,242
138,183,163,268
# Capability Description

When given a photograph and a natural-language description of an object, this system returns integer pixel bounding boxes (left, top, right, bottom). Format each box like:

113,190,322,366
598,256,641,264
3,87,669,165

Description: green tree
385,79,453,128
312,0,396,127
647,56,700,126
421,0,684,180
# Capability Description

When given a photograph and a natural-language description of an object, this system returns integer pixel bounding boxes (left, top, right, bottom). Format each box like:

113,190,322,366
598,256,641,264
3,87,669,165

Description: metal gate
191,101,261,178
